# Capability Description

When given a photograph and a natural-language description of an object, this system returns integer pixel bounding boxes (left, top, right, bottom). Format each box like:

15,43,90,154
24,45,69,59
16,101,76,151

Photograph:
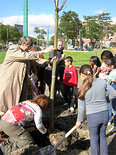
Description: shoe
109,127,116,133
69,107,75,113
63,102,69,107
64,103,69,106
107,121,111,126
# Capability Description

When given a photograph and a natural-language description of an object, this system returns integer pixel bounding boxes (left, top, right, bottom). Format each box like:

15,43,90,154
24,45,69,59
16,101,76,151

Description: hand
61,53,66,59
50,56,57,63
75,120,82,128
112,48,116,55
47,47,54,53
110,77,116,83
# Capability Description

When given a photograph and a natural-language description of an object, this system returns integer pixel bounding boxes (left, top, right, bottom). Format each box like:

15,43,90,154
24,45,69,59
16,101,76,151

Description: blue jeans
87,110,109,155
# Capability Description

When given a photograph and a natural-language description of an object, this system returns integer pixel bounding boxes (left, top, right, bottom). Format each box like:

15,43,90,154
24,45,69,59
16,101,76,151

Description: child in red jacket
62,56,78,112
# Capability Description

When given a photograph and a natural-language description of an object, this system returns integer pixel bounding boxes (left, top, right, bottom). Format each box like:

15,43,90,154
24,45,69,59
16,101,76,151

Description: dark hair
105,57,116,68
78,65,93,99
90,56,101,67
18,36,33,46
65,56,73,63
30,94,49,109
101,50,113,60
30,45,41,51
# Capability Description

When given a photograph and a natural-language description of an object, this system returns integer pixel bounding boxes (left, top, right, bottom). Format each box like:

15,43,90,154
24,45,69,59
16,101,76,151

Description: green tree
59,11,82,47
8,25,22,43
34,27,47,45
80,12,114,49
0,24,22,45
0,24,7,45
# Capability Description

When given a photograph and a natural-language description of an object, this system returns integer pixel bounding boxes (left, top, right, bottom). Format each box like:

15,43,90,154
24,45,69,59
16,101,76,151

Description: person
75,64,116,155
105,57,116,132
112,47,116,57
29,45,47,94
99,50,113,80
0,36,54,114
89,56,101,78
0,94,49,153
62,56,78,112
49,39,66,96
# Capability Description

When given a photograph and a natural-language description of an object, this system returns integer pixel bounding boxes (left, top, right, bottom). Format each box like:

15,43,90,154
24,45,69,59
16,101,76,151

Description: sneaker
109,127,116,133
69,107,75,113
63,103,69,106
107,121,111,126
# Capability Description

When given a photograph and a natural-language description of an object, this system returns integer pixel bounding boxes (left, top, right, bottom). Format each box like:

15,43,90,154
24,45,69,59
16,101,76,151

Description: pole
23,0,28,36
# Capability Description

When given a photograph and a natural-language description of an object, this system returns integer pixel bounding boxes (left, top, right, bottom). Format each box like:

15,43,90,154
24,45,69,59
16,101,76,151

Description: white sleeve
34,107,47,134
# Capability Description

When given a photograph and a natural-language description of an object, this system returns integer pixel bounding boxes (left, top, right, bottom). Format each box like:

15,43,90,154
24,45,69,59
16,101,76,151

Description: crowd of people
0,36,116,155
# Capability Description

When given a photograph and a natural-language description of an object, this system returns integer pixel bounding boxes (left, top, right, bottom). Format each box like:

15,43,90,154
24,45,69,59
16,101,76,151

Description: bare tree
50,0,67,130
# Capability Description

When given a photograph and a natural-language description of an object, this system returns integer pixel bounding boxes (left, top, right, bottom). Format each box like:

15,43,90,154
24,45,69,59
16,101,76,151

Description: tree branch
59,0,67,12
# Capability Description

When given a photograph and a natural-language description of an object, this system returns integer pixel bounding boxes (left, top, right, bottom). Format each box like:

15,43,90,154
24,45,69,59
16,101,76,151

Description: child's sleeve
34,108,47,134
74,67,78,87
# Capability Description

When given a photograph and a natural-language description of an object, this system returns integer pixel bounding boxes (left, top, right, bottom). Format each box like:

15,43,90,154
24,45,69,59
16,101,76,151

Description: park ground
0,66,116,155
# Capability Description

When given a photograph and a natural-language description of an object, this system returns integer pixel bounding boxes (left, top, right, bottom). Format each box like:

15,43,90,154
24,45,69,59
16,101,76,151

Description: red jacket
62,66,78,87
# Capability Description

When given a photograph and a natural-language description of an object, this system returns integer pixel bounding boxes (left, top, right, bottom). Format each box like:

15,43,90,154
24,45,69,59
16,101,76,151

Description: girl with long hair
76,64,116,155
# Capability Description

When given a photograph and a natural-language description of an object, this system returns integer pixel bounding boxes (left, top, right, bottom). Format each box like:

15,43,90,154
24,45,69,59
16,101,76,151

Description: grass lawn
0,49,113,66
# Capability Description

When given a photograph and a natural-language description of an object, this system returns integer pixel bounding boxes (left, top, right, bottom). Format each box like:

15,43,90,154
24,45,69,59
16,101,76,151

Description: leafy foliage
80,13,115,48
0,23,22,44
58,11,82,46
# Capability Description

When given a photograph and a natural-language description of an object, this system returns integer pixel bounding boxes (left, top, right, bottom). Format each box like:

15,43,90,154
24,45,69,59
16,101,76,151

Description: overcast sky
0,0,116,39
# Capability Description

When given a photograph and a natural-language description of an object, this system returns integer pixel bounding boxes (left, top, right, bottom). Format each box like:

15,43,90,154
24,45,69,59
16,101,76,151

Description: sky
0,0,116,39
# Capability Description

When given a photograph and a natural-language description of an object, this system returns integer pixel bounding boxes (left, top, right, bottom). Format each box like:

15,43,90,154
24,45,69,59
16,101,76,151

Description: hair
101,50,113,60
78,65,93,99
30,45,41,51
90,56,101,67
30,94,49,109
65,56,73,63
105,57,116,69
18,36,33,46
58,39,63,43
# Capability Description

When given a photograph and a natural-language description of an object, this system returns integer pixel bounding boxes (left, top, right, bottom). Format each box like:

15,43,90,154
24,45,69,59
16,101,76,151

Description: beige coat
0,44,47,112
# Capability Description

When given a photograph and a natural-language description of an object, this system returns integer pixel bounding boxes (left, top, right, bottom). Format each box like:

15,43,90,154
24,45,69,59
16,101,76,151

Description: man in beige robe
0,36,54,113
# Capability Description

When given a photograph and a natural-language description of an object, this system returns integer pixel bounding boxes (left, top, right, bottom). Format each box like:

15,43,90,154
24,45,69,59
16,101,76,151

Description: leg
99,111,109,155
87,111,108,155
0,120,34,148
63,85,69,103
87,114,99,155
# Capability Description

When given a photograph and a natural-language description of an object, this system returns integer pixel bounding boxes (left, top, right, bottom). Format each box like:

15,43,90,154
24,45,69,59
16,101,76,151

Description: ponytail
78,65,93,99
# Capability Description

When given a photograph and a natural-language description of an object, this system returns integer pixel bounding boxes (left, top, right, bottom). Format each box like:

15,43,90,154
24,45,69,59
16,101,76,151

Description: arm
38,47,54,54
28,76,38,95
7,45,54,61
73,68,78,87
77,98,86,122
106,83,116,100
34,109,47,134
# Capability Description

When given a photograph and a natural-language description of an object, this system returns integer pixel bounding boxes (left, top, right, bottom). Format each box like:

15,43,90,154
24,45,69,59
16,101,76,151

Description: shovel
39,125,77,155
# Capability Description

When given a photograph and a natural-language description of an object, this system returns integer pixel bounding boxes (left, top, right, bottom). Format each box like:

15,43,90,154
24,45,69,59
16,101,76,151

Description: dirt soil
0,95,116,155
0,67,116,155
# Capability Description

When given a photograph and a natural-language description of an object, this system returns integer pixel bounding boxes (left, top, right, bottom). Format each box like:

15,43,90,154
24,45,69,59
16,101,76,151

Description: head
64,56,73,67
105,57,116,71
30,45,44,59
18,36,33,51
30,94,49,110
89,56,101,67
57,39,63,51
101,50,113,63
78,65,93,99
30,45,41,52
